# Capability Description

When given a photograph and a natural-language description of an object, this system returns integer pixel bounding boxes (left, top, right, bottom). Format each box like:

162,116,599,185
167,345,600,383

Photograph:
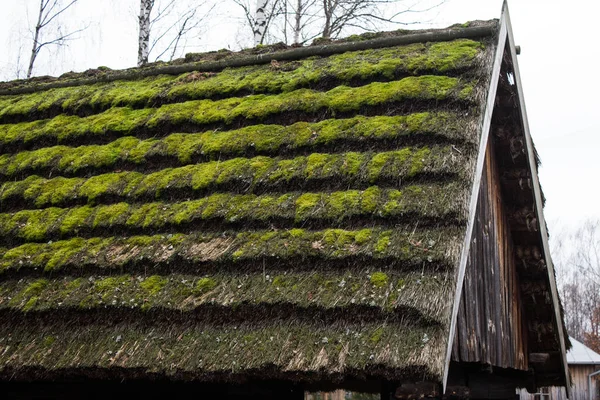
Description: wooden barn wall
517,386,567,400
518,364,600,400
452,140,528,370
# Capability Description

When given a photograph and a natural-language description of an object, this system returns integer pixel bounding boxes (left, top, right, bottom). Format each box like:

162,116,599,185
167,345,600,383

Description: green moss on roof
8,278,49,311
0,227,460,274
370,272,389,288
0,30,494,383
0,146,465,209
0,39,484,121
0,319,445,379
0,112,472,178
0,76,476,150
0,183,466,242
1,270,450,321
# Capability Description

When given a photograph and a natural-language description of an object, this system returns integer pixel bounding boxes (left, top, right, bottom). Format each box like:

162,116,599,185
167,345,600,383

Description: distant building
520,337,600,400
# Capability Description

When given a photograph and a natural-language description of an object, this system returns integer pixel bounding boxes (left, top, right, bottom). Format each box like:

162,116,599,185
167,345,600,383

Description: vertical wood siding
519,364,600,400
452,140,528,370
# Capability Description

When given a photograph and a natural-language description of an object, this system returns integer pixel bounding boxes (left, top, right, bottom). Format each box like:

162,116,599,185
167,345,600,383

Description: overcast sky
0,0,598,235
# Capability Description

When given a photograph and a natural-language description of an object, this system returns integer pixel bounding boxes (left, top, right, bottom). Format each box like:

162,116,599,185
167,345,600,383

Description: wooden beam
528,353,550,364
464,372,528,400
508,207,538,231
444,386,471,400
394,382,441,399
515,245,542,261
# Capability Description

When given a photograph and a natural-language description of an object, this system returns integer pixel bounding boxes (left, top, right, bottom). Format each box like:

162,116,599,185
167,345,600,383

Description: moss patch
0,227,460,274
140,275,168,296
0,75,476,150
370,272,389,288
0,183,467,241
0,146,466,209
8,278,49,310
0,39,484,122
194,278,217,295
0,270,450,321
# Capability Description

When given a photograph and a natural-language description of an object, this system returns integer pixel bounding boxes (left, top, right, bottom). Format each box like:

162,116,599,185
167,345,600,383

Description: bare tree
254,0,269,45
232,0,282,46
320,0,444,39
138,0,215,66
572,219,600,285
288,0,319,44
561,280,593,341
27,0,86,78
554,219,600,345
234,0,444,47
585,307,600,353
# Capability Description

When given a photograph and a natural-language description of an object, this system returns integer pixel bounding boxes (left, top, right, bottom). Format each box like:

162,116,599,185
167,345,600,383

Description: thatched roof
0,17,565,390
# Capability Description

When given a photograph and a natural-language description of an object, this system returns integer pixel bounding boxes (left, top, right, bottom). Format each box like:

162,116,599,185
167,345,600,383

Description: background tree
254,0,270,45
289,0,317,44
320,0,433,39
554,219,600,351
278,0,319,44
138,0,215,66
138,0,153,65
27,0,86,78
585,306,600,353
234,0,444,46
232,0,282,46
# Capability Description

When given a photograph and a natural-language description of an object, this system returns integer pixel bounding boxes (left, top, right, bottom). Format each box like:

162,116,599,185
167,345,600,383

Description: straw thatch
0,22,499,385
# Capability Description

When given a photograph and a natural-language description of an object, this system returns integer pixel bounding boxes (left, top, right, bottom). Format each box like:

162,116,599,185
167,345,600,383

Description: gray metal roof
567,337,600,365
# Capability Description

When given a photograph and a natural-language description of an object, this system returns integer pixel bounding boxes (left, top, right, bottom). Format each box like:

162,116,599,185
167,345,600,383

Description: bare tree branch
38,0,78,29
555,218,600,345
232,0,445,48
139,0,215,66
232,0,283,46
27,0,85,78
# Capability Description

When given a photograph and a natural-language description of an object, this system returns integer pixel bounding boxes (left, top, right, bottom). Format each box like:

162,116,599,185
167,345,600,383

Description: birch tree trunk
27,0,45,79
138,0,154,66
293,0,303,44
254,0,269,45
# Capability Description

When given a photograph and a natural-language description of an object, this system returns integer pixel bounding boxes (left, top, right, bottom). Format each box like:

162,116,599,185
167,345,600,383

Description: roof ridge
0,22,498,96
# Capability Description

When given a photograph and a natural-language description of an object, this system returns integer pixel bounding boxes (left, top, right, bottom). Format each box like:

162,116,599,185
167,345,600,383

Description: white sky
0,0,598,235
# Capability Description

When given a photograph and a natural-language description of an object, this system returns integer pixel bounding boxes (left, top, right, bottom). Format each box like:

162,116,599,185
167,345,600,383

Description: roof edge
441,5,508,393
503,1,571,394
0,24,497,96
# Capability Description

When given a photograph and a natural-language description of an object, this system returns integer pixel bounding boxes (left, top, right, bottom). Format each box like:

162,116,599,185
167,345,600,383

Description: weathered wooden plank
451,137,527,371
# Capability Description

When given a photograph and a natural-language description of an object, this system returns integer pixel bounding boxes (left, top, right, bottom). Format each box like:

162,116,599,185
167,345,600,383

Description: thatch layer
0,75,475,153
0,39,483,122
0,113,474,179
0,146,468,210
0,270,453,322
0,24,495,385
0,316,446,382
0,227,462,274
0,183,467,244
